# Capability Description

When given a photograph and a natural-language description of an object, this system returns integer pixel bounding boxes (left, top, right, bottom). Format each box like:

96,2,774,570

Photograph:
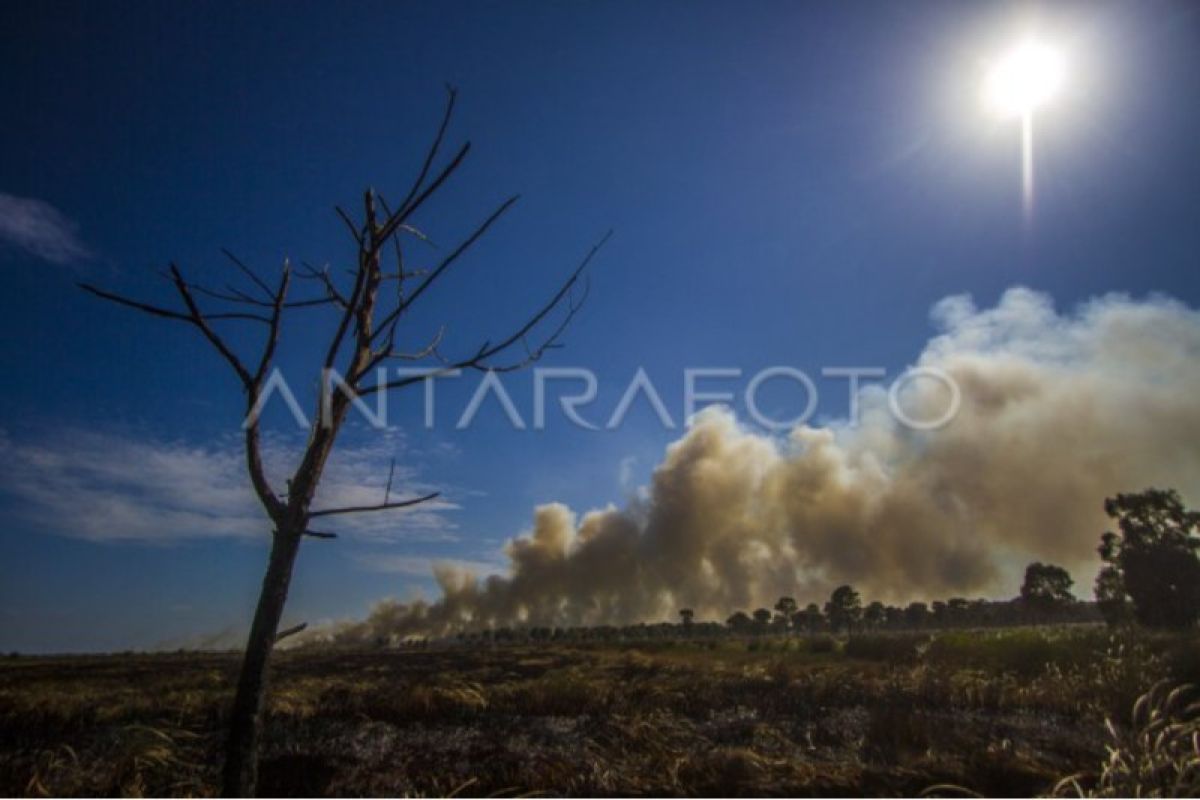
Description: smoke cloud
319,288,1200,643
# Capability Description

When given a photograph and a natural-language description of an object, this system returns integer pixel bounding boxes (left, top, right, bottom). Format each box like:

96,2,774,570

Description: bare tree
80,88,609,797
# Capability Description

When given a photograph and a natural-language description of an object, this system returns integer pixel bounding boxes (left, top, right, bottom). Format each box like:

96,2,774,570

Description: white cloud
0,193,91,265
0,427,459,543
617,455,637,490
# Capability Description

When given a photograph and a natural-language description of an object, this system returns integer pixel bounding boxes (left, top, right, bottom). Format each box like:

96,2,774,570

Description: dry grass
0,627,1196,796
1054,680,1200,797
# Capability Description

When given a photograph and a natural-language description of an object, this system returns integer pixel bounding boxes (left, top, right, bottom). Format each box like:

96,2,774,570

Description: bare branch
252,262,291,385
485,275,591,374
241,263,291,521
221,249,275,301
82,270,284,516
352,191,384,353
395,84,457,218
323,249,369,371
223,284,266,305
335,206,363,245
376,141,470,245
375,193,407,297
302,530,338,540
473,230,610,360
297,263,349,308
79,283,194,322
274,623,308,643
308,491,440,519
360,230,610,395
81,270,263,385
362,325,446,375
371,196,519,342
186,282,264,306
165,265,255,388
186,280,334,311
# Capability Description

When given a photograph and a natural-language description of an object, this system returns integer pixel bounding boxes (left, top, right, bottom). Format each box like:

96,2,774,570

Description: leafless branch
78,283,194,322
376,141,470,245
370,195,519,343
274,623,308,643
187,280,334,311
221,249,276,301
335,206,363,245
359,229,611,395
308,491,440,519
252,262,290,385
302,530,338,540
362,326,447,376
297,262,349,308
168,264,255,388
394,84,458,218
384,458,396,504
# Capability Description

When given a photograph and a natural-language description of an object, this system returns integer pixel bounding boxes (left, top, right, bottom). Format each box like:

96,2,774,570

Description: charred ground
2,626,1198,797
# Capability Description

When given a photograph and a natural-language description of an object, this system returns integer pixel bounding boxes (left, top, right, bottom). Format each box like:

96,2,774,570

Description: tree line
715,561,1086,637
715,488,1200,635
442,487,1200,647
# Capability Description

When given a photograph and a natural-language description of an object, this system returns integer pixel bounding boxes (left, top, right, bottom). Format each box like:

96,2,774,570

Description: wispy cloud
0,427,459,543
0,193,91,265
350,553,506,578
617,455,638,490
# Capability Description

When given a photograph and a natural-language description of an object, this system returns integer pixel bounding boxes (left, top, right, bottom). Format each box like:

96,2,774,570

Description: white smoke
318,287,1200,643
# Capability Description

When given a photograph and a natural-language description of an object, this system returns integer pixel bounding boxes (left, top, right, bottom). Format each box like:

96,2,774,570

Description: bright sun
984,38,1066,221
984,40,1065,119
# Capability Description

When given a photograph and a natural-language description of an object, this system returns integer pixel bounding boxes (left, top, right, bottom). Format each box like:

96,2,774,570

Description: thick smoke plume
320,288,1200,643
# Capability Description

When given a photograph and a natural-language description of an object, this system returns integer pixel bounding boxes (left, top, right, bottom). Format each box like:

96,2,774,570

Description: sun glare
984,38,1066,222
984,40,1065,119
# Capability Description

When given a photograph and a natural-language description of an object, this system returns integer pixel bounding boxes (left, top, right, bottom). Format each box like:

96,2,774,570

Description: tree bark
221,527,303,797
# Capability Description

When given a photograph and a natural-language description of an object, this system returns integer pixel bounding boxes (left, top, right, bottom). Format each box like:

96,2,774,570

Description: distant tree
969,599,992,627
930,600,948,628
824,585,862,633
905,602,930,629
804,602,824,631
774,596,798,628
727,611,752,632
863,601,886,630
1099,489,1200,629
791,603,824,635
1094,565,1132,627
679,608,695,628
752,608,773,632
1019,562,1075,620
946,597,971,627
884,605,905,629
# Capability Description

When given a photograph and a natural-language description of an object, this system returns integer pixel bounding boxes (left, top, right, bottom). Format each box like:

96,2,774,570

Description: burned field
1,628,1197,797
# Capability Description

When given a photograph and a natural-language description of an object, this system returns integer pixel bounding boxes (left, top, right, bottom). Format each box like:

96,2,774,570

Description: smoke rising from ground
318,288,1200,643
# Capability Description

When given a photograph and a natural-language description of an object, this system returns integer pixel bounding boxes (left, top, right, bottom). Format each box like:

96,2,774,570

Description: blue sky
2,1,1199,651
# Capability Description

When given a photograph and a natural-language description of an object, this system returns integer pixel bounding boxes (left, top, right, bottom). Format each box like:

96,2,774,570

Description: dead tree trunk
221,527,302,796
80,87,608,797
